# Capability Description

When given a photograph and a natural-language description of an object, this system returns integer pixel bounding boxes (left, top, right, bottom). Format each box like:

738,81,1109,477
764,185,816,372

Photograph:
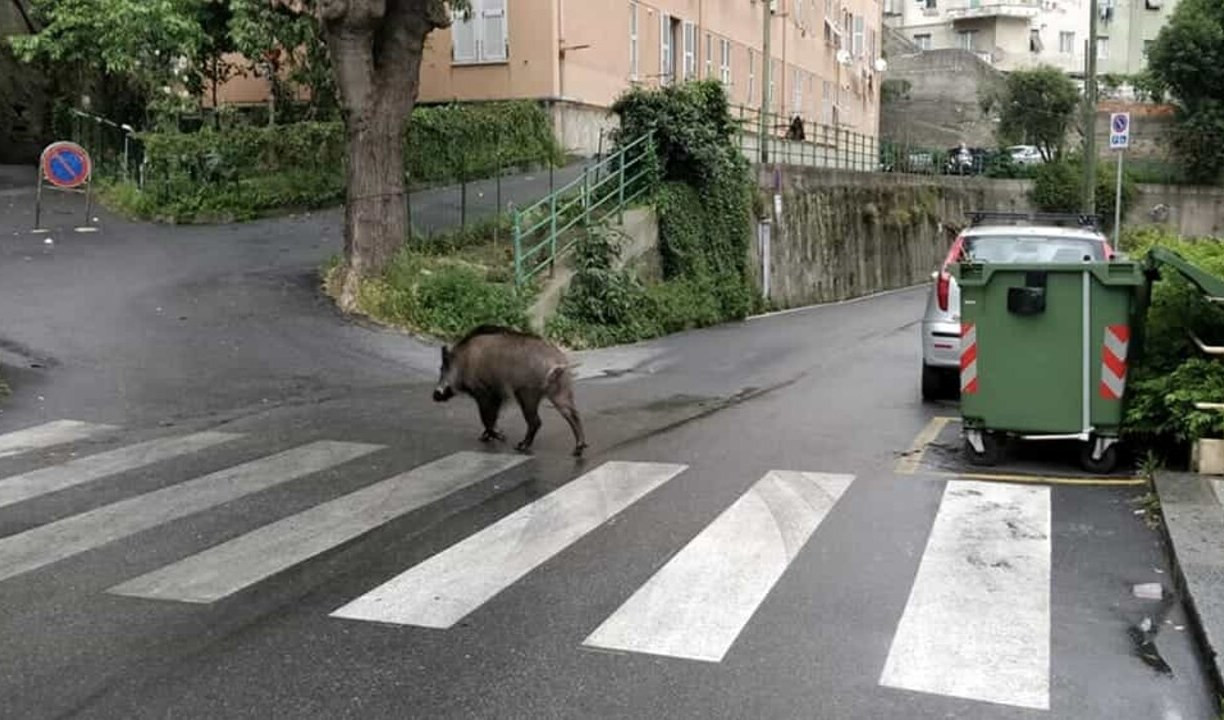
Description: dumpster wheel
964,430,1002,466
1079,438,1120,474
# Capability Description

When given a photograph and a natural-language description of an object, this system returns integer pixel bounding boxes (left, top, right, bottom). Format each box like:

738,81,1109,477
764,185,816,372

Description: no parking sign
34,140,96,231
1109,113,1130,150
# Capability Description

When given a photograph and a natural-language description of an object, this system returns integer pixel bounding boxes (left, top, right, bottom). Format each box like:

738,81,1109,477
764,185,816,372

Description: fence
63,109,145,185
512,132,655,287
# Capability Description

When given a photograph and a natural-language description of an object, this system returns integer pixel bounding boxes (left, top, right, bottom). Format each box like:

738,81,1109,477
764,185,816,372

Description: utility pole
1081,0,1100,214
759,0,773,164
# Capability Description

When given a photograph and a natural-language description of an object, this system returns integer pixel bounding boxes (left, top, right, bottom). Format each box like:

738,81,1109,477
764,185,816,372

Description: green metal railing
512,131,655,287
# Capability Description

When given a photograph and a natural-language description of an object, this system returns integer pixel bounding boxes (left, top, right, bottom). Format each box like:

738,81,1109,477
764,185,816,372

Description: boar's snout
433,385,455,402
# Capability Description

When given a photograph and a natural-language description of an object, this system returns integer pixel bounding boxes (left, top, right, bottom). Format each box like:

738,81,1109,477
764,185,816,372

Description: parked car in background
1007,145,1045,166
921,212,1116,401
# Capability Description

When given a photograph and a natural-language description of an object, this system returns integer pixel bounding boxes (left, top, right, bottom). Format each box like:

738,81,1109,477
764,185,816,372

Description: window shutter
480,0,507,62
452,8,477,63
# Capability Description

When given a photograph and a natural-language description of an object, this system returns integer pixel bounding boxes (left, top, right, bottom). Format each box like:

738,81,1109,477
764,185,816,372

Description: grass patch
324,217,533,342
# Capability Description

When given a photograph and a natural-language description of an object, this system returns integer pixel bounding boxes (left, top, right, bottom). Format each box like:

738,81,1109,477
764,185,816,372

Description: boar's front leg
475,391,505,442
513,388,543,453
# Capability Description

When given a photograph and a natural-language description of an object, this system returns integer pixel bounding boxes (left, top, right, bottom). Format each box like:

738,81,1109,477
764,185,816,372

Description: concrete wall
754,167,1224,310
880,49,1003,148
755,167,1031,307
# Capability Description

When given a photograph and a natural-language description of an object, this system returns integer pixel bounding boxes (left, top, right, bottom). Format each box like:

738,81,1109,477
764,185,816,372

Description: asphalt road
0,171,1216,719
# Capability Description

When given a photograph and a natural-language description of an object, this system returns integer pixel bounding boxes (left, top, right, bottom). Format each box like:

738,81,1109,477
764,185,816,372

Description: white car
921,213,1116,401
1007,145,1045,166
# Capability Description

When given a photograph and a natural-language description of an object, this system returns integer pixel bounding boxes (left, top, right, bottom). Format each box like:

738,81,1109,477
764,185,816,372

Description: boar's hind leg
549,384,587,457
476,392,505,442
513,389,543,453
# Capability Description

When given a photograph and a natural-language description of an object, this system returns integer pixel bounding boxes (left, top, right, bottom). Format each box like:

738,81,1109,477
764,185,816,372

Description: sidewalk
1154,471,1224,685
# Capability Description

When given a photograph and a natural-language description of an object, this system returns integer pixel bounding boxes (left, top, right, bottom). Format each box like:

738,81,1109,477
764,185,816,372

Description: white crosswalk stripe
110,451,528,604
583,470,854,662
0,441,382,584
329,461,688,629
879,480,1051,711
0,431,241,509
0,420,117,459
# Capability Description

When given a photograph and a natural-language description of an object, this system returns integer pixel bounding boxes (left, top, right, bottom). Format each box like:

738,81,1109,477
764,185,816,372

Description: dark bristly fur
433,325,588,457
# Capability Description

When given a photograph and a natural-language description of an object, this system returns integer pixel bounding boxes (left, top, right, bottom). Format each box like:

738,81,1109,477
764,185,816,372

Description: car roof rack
967,211,1101,230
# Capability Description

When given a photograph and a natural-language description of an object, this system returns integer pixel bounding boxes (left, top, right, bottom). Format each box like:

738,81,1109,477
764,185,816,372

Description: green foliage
9,0,209,122
1147,0,1224,183
1122,229,1224,456
550,81,759,348
110,102,560,222
347,247,530,343
881,79,912,104
993,66,1080,162
228,0,337,120
1029,157,1136,228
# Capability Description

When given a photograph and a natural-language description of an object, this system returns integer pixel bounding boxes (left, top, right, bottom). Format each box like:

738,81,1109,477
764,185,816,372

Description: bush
547,81,760,349
112,101,562,222
1029,157,1136,229
1121,228,1224,459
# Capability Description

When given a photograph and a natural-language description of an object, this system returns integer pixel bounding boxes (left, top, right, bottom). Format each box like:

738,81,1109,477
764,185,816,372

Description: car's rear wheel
921,363,943,402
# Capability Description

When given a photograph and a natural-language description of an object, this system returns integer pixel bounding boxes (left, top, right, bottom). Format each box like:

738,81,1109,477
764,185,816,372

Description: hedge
123,101,562,222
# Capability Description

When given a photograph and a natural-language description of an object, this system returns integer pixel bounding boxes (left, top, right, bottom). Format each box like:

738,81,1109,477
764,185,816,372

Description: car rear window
961,235,1104,264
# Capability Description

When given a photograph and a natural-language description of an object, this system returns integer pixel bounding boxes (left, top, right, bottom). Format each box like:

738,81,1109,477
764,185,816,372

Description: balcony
946,1,1041,20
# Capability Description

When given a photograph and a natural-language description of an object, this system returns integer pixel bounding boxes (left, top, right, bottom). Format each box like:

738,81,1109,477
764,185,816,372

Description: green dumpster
951,260,1147,473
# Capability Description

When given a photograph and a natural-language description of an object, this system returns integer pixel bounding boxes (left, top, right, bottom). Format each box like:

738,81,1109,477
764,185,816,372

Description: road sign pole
34,171,43,231
1114,150,1124,248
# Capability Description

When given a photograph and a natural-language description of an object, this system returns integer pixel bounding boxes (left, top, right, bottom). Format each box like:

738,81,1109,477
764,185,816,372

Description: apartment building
418,0,884,154
1095,0,1179,76
883,0,1177,76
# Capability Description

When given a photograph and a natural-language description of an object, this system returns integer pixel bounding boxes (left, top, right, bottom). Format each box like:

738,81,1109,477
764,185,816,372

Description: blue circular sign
1111,114,1129,134
40,141,92,189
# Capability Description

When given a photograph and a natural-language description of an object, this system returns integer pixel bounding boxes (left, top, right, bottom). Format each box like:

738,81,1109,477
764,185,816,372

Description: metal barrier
512,132,655,287
64,109,145,185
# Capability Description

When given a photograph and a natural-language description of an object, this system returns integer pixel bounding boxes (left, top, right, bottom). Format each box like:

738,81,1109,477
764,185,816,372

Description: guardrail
512,132,655,287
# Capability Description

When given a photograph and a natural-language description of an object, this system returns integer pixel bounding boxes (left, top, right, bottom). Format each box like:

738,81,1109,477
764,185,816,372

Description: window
853,16,864,56
822,80,833,124
1030,28,1043,53
1097,35,1109,59
660,14,673,84
795,0,804,26
720,39,732,85
1143,39,1154,57
451,0,507,64
1059,31,1075,54
629,3,639,80
748,49,756,104
683,21,697,80
914,33,932,50
958,30,978,51
922,0,936,8
706,33,713,78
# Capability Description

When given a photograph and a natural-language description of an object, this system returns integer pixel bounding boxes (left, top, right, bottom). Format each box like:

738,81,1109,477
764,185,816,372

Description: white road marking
0,441,380,583
110,451,528,604
330,461,687,628
583,470,854,662
0,431,240,509
879,480,1051,710
0,420,117,459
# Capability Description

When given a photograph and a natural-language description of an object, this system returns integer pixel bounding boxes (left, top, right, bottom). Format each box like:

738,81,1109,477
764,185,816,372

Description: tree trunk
319,0,444,312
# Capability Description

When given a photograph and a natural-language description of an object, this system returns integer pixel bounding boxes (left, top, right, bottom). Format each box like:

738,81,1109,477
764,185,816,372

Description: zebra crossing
0,418,1060,711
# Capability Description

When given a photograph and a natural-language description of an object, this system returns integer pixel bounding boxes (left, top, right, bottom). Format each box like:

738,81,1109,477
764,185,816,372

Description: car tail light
936,271,951,312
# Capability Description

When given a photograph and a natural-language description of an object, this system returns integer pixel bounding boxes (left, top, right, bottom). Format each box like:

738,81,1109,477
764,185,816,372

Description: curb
1153,470,1224,692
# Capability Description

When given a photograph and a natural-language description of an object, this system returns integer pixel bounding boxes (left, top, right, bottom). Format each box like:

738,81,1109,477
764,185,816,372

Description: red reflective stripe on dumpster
1099,324,1129,401
961,323,978,395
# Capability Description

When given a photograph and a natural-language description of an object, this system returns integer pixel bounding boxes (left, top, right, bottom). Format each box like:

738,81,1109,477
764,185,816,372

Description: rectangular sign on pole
1109,112,1130,150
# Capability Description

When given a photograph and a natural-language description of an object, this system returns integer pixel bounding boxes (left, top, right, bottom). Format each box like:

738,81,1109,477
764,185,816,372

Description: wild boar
433,325,588,457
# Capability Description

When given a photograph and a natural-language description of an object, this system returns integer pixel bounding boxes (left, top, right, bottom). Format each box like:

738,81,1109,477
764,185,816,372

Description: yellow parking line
930,470,1148,487
895,416,955,475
